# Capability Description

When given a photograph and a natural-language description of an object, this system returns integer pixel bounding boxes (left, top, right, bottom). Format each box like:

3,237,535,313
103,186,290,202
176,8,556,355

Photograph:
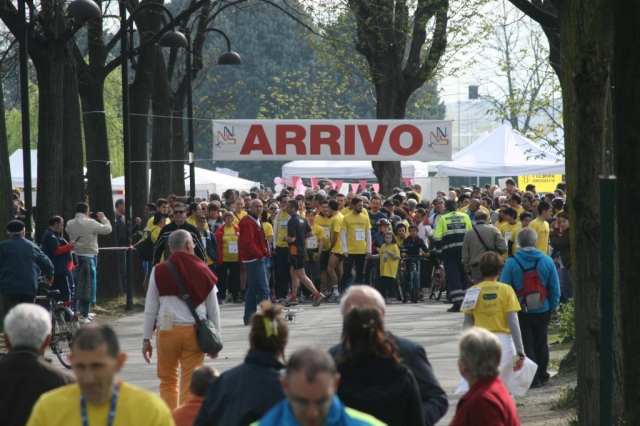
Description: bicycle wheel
369,263,378,288
410,272,419,303
435,277,444,301
51,307,79,369
395,274,404,302
429,273,439,299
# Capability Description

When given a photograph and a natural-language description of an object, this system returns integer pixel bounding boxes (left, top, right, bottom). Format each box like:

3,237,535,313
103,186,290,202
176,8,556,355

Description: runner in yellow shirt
231,199,247,225
314,201,333,294
340,198,372,286
378,231,400,304
509,212,532,256
528,201,552,255
499,207,520,260
326,199,344,301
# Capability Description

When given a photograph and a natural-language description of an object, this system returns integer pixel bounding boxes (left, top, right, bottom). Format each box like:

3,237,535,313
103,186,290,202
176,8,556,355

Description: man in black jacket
152,203,206,265
0,303,75,425
328,285,449,426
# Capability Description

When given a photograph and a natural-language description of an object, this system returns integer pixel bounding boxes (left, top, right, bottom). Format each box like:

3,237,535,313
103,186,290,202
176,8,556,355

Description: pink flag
403,177,413,187
311,178,320,188
284,178,294,187
333,180,344,192
372,183,380,192
351,183,360,193
359,180,368,191
292,176,302,188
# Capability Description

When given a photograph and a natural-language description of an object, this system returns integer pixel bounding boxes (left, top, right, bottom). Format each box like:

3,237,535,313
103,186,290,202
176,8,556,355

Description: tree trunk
612,1,640,422
0,75,14,239
31,46,65,242
150,51,174,202
556,0,623,421
62,44,86,221
78,66,122,299
171,106,186,196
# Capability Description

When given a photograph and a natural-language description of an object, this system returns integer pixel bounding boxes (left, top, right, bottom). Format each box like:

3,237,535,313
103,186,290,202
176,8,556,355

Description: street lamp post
185,28,241,197
17,0,100,238
120,1,187,310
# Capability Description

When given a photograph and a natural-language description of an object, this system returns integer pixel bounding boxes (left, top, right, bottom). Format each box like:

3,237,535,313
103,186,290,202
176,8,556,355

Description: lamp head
68,0,102,19
159,31,188,48
218,51,242,65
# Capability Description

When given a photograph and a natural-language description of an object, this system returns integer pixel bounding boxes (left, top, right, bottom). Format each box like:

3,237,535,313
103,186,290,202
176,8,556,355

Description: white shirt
142,267,220,340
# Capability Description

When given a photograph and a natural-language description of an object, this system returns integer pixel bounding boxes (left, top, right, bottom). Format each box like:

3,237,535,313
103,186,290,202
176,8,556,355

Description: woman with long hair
336,306,424,426
194,301,289,426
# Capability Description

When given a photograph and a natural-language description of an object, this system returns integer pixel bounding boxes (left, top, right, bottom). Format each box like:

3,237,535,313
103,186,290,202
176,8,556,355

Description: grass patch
553,385,577,410
92,295,145,321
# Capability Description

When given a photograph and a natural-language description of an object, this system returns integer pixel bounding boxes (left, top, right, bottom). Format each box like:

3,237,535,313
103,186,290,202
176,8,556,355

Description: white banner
212,119,452,161
216,167,239,177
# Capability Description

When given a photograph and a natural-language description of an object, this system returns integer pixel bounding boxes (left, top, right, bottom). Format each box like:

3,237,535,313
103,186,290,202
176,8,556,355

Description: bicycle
35,289,80,369
403,255,422,304
429,259,447,301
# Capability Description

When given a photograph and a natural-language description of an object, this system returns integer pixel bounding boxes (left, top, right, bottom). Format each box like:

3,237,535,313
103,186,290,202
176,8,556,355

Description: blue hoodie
499,247,560,314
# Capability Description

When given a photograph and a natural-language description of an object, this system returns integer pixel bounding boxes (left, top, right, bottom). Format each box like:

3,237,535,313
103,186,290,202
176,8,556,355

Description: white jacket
66,213,112,255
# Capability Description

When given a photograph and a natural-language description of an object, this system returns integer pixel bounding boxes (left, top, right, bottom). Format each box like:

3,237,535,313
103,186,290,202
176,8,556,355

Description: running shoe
418,292,424,301
285,298,299,306
313,293,326,307
325,293,340,303
384,297,392,305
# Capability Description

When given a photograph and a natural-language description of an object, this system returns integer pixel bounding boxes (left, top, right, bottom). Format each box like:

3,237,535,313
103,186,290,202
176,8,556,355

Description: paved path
57,298,465,424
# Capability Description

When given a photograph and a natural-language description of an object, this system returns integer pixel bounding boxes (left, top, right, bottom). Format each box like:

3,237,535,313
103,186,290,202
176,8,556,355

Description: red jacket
214,224,240,265
238,214,269,262
449,376,520,426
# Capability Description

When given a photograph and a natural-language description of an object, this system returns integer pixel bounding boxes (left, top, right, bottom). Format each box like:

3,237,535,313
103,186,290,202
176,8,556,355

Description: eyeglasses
269,207,277,210
289,397,333,411
173,211,185,214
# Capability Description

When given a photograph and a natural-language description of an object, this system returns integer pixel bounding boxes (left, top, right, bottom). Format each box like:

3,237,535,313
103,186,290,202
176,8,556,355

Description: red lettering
344,125,355,155
389,125,422,156
310,125,341,155
276,125,307,155
240,125,273,155
358,125,387,155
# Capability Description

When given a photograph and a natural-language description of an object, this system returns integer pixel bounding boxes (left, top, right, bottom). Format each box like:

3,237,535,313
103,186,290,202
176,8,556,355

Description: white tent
407,161,444,178
111,165,258,194
436,124,565,177
281,161,416,179
9,149,38,188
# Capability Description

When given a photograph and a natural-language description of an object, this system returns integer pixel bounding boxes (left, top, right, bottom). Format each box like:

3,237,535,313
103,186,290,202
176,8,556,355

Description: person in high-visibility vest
434,200,472,312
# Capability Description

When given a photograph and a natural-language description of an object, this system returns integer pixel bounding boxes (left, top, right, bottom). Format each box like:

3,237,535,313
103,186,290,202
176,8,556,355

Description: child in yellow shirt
378,231,400,304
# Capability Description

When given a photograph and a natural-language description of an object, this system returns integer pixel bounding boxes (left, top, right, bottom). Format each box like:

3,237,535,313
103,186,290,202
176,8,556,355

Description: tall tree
508,0,623,422
0,72,14,239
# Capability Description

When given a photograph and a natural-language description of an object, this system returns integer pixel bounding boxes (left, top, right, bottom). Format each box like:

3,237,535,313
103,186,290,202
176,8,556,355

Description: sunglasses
173,211,185,214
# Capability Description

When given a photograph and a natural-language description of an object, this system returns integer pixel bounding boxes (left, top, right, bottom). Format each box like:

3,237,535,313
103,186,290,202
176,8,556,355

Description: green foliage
5,81,39,156
103,70,124,178
557,299,575,342
553,385,577,410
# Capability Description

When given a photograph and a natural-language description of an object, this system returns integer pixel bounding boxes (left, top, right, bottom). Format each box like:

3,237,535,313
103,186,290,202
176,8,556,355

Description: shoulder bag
165,260,223,354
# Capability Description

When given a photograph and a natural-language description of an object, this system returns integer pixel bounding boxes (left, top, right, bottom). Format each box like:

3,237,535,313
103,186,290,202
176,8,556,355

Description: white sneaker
80,316,92,324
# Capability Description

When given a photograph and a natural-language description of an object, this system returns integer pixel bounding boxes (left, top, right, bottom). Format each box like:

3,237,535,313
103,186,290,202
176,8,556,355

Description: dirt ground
516,339,577,425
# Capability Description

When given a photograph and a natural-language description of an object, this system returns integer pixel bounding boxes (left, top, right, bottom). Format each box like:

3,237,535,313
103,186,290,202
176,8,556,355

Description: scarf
154,251,216,307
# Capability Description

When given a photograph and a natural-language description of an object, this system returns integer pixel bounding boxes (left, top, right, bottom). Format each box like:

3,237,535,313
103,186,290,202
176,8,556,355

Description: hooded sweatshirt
499,247,560,314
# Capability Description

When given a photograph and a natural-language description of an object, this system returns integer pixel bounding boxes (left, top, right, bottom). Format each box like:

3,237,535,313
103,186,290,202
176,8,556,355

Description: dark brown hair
337,306,401,365
479,251,505,278
249,301,289,360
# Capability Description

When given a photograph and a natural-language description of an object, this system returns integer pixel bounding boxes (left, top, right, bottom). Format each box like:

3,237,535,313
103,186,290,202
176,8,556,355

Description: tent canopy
112,165,258,194
282,161,416,179
9,149,39,188
437,124,565,177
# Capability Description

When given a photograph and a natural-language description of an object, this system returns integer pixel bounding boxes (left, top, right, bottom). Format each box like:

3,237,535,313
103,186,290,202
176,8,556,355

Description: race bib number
461,288,481,310
228,241,238,254
201,237,207,250
307,237,318,249
505,232,512,243
355,229,365,241
280,219,289,230
322,227,330,239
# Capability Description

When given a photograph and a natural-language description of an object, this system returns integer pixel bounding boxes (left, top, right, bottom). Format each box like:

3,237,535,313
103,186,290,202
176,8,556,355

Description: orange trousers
156,325,205,410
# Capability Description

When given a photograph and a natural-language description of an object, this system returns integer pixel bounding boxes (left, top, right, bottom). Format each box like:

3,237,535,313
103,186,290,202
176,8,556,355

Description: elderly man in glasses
152,202,207,265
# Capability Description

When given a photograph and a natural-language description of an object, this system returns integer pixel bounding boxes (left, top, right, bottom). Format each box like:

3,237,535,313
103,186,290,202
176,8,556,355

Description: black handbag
138,231,155,262
165,260,223,355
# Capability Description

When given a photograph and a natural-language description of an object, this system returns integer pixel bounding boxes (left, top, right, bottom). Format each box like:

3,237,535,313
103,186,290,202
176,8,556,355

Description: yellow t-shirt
27,381,174,426
330,212,344,254
306,223,327,256
143,225,162,244
516,206,525,217
221,225,239,262
395,235,405,247
315,214,333,252
275,211,291,248
341,212,371,254
379,243,400,278
499,222,521,260
528,217,550,254
461,281,521,334
146,216,170,229
510,226,524,254
231,210,247,226
262,221,274,245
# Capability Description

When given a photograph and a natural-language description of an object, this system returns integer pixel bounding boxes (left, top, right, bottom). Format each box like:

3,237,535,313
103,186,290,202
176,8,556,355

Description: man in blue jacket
500,227,560,388
0,220,54,316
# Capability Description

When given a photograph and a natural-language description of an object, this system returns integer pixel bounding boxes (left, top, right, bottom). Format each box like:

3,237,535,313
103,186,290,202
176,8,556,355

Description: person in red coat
450,327,520,426
238,200,270,325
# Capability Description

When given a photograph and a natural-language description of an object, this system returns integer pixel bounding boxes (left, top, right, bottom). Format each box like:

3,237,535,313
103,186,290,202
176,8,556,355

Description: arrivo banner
212,119,453,161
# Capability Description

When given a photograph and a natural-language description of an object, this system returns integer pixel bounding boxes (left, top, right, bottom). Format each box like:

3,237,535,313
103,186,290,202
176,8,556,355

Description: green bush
557,299,575,342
